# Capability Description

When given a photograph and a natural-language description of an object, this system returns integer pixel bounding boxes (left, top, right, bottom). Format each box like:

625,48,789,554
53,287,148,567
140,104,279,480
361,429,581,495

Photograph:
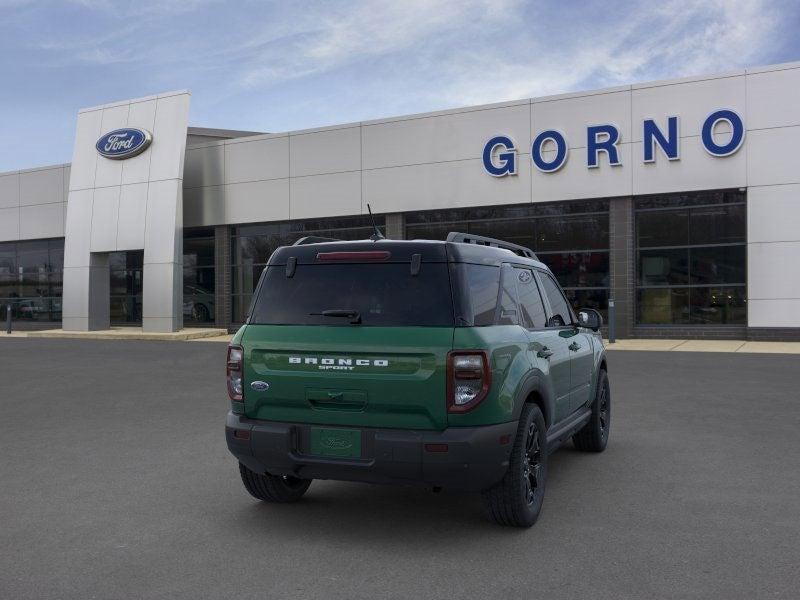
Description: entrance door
109,251,143,325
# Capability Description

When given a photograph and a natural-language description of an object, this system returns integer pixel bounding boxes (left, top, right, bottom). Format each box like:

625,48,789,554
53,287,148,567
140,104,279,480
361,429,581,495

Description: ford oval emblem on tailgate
250,381,270,391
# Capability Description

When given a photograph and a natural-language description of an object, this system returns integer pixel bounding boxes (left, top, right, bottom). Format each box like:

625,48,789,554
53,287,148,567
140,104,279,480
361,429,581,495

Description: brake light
447,350,491,413
227,345,244,401
316,251,391,261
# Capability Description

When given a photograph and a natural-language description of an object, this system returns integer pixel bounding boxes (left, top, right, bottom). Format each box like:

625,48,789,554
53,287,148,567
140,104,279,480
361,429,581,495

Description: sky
0,0,798,171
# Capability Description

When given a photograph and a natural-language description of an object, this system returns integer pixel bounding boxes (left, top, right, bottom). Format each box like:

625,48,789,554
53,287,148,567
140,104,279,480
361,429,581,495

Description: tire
239,462,311,503
482,403,548,528
573,369,610,453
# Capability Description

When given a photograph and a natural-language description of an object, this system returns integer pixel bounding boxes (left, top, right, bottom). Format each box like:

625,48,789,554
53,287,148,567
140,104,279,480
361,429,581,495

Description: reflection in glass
635,190,746,325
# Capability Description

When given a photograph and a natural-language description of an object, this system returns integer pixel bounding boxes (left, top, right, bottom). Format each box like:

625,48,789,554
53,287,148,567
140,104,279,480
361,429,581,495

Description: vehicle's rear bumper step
226,412,517,492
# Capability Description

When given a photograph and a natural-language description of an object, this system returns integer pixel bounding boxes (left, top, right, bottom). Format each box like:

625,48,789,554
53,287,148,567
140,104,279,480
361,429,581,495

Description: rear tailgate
242,326,453,430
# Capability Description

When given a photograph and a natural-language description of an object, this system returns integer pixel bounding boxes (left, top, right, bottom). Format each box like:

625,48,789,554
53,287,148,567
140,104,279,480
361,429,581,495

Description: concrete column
62,91,190,333
214,225,232,330
62,251,111,331
87,253,110,330
608,197,634,339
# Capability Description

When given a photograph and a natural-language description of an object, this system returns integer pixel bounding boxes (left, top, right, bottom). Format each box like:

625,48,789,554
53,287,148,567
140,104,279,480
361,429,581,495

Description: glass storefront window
230,215,385,323
635,190,746,325
183,228,216,325
0,238,64,322
109,250,143,325
406,201,611,319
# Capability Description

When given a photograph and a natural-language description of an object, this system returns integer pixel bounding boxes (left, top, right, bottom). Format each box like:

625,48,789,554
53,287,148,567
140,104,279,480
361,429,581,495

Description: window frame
634,190,747,327
535,269,577,329
512,266,549,331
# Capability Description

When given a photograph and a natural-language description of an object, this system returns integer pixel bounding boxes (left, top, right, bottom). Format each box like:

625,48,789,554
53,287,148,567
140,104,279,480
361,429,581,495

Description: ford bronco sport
225,232,610,527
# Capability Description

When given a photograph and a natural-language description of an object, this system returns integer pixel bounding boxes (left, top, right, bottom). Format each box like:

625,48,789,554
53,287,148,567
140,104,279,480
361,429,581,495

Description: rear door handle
569,342,581,352
537,346,554,359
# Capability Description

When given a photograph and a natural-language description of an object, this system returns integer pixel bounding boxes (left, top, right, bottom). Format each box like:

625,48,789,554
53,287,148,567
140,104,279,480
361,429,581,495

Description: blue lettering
531,130,568,173
643,116,679,162
482,135,517,176
587,124,621,168
701,109,745,157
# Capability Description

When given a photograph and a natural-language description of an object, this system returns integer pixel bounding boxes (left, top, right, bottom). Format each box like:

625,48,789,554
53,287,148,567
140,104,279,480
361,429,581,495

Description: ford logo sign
95,128,152,160
250,381,270,392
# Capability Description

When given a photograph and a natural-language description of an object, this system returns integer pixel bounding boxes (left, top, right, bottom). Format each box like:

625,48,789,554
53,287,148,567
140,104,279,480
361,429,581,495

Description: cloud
429,0,784,106
0,0,795,170
233,0,522,88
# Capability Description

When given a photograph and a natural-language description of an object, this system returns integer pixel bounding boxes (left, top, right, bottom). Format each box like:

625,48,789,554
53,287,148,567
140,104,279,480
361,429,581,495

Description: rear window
249,263,454,327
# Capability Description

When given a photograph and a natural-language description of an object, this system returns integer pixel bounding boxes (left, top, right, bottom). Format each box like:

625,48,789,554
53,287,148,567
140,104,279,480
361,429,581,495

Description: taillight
447,350,491,413
227,345,243,401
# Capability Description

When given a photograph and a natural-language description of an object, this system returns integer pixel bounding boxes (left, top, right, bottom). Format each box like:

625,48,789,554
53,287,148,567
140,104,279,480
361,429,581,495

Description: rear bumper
225,412,517,492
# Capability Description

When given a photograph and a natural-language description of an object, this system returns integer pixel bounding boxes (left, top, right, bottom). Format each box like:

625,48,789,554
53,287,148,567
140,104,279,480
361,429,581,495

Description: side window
496,264,518,325
539,272,573,327
464,264,500,326
515,268,547,329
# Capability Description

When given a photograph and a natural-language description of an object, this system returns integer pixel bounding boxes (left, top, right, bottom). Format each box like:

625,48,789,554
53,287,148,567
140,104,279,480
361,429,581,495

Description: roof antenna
367,203,385,241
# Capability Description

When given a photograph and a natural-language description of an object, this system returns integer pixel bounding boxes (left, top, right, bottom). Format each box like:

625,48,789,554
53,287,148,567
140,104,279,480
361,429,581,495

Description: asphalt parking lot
1,339,799,599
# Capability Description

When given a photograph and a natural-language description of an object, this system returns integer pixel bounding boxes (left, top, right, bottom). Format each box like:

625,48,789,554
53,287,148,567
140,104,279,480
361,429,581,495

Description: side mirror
577,308,603,332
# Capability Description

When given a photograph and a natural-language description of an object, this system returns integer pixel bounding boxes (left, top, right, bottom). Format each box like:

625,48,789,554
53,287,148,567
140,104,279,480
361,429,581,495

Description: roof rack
446,232,537,260
292,236,340,245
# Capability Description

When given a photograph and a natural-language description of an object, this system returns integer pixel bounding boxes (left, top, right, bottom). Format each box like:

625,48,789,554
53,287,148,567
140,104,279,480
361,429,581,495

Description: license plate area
309,427,362,459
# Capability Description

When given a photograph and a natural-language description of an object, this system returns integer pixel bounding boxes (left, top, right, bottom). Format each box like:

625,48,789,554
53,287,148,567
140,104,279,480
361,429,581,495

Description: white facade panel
534,90,631,148
362,103,530,169
69,109,103,191
746,68,800,130
116,183,148,250
748,241,800,300
61,266,90,318
631,75,746,141
747,184,800,244
290,126,360,177
94,104,128,189
19,167,64,206
748,299,800,327
63,189,93,268
184,185,225,228
532,144,632,202
63,166,70,201
225,178,290,224
143,178,181,264
185,144,224,189
142,262,180,318
225,136,289,184
149,94,190,182
746,126,800,187
0,173,19,209
0,207,19,239
19,202,65,240
290,171,361,219
121,99,157,185
364,158,531,214
89,186,120,252
632,139,747,195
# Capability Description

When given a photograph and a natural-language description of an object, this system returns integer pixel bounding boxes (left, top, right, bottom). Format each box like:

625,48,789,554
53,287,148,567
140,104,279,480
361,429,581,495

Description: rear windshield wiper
310,309,362,325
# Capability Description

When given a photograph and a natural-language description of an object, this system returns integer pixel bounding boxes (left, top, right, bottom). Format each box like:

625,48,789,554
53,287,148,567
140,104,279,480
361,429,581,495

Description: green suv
225,232,610,527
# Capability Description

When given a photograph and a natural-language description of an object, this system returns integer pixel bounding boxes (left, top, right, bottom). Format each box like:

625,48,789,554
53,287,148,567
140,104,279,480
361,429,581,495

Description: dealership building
1,61,799,339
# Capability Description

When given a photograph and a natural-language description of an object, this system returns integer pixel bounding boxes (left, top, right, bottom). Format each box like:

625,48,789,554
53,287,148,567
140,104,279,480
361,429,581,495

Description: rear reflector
316,251,391,261
233,429,251,440
424,443,449,453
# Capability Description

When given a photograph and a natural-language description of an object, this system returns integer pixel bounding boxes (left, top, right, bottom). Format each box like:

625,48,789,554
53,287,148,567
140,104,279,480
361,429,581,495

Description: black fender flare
511,370,556,429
